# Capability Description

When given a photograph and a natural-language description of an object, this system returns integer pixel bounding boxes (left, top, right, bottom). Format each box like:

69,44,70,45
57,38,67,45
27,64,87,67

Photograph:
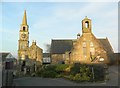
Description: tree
45,44,51,53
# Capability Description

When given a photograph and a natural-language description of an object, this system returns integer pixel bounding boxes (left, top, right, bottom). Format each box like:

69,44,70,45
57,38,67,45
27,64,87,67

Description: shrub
41,70,57,78
36,64,105,82
70,64,80,75
73,73,81,81
92,65,104,81
55,64,69,73
44,65,56,71
79,65,93,82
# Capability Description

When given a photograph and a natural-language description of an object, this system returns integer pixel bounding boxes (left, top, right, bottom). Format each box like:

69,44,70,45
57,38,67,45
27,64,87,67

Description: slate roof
51,40,73,54
0,53,16,62
51,38,114,54
43,53,50,57
98,38,114,53
0,53,10,61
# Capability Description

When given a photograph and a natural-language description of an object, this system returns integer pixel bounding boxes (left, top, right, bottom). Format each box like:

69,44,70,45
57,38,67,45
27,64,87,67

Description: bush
41,70,57,78
92,65,104,81
55,64,69,73
73,73,81,81
67,64,93,82
44,65,56,71
70,64,80,75
36,64,105,82
79,65,93,82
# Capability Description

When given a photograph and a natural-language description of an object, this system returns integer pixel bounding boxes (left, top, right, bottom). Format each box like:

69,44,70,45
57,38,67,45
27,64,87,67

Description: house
1,52,16,86
43,53,51,64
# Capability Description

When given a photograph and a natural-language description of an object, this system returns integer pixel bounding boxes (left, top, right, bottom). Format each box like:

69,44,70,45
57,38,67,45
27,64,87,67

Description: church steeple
22,10,27,25
18,10,29,60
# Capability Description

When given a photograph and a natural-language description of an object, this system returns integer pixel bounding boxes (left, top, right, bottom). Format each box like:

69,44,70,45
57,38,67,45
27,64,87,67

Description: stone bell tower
18,10,29,60
82,16,92,33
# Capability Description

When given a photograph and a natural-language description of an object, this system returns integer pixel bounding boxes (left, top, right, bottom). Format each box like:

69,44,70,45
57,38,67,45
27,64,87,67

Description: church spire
22,10,27,25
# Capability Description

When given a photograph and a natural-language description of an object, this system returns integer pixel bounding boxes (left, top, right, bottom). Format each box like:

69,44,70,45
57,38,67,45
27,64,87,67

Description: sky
0,1,119,58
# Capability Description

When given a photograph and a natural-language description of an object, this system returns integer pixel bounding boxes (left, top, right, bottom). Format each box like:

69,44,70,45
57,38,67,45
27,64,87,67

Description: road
13,65,119,86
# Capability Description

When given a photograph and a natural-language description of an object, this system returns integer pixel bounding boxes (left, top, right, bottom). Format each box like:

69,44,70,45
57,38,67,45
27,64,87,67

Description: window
90,42,95,55
83,42,86,47
90,48,95,55
21,44,25,49
23,27,25,31
83,42,87,55
85,21,89,28
90,42,94,47
83,47,87,55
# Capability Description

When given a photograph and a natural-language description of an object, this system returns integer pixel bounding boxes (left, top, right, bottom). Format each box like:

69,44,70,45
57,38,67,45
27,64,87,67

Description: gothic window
90,48,95,55
90,42,95,55
90,42,94,47
83,42,87,56
83,42,86,47
21,44,25,49
83,47,87,56
23,27,25,31
85,21,89,28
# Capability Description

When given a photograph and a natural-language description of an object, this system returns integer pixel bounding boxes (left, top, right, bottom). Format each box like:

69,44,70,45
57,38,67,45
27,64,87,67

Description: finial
85,16,87,18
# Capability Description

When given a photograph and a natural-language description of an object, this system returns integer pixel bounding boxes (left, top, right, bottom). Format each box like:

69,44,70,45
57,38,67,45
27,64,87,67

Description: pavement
0,62,2,87
13,65,119,86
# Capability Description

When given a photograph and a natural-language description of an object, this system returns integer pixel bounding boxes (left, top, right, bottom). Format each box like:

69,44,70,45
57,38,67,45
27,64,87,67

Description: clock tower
18,10,29,60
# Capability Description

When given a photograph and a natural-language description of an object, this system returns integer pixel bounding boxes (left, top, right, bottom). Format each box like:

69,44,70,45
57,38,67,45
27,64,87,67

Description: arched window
83,42,86,47
23,27,25,31
83,42,86,56
85,21,89,28
90,42,95,55
90,42,94,47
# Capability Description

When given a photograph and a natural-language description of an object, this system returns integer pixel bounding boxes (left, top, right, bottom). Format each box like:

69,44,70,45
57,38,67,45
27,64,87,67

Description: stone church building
17,10,114,65
18,10,43,64
51,17,114,64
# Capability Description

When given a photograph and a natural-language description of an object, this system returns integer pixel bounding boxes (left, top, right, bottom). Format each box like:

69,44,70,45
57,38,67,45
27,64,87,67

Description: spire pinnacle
22,10,27,25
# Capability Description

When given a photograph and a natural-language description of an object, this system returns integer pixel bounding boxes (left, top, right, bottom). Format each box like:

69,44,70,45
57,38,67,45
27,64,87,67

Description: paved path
13,65,119,86
0,62,2,87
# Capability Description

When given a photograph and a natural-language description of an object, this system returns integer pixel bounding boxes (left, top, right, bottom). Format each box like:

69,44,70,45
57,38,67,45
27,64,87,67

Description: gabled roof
51,38,114,54
0,53,16,62
98,38,114,53
29,42,42,51
1,53,10,58
51,40,73,54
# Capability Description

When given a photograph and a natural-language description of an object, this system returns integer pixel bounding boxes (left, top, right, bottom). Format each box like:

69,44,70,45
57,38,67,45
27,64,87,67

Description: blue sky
0,1,118,58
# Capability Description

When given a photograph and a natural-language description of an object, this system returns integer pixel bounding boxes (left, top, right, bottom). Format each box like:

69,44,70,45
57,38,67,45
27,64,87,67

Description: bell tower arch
82,16,92,33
